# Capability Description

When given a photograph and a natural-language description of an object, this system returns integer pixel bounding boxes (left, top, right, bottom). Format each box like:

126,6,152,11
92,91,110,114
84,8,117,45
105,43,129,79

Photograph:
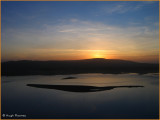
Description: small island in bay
62,76,77,79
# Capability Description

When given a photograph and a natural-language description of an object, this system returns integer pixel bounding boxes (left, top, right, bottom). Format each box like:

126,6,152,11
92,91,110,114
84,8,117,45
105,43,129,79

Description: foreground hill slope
1,58,159,76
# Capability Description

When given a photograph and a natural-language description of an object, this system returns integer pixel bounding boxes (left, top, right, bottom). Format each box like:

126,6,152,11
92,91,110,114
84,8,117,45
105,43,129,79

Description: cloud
2,19,158,49
2,19,159,61
100,2,154,14
104,4,130,14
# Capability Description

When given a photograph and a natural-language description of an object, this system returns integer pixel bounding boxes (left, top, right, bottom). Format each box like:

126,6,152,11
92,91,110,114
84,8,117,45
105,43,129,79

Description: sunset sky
1,1,159,63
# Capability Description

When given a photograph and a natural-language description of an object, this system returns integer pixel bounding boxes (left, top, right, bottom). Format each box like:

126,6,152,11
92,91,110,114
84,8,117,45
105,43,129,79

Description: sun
91,50,106,58
93,54,104,58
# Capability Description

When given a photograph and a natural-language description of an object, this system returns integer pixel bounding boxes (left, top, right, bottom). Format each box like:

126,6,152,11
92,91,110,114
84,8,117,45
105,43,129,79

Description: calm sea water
2,73,159,119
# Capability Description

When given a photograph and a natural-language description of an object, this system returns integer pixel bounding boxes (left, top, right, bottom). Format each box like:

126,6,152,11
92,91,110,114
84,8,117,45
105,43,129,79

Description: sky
1,1,159,63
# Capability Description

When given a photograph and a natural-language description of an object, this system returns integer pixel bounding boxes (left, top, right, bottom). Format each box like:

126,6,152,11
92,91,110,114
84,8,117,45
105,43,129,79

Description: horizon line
1,58,159,64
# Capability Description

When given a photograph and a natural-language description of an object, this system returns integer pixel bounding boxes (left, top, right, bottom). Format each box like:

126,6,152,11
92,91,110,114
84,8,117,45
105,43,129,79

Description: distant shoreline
2,58,159,76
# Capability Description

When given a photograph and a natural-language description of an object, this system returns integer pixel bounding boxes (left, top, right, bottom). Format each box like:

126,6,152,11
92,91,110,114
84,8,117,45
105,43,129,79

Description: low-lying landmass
27,84,144,92
62,77,77,79
1,58,159,76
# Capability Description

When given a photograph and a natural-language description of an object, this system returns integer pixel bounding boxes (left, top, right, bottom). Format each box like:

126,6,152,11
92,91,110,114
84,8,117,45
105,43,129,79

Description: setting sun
93,53,104,58
91,50,106,58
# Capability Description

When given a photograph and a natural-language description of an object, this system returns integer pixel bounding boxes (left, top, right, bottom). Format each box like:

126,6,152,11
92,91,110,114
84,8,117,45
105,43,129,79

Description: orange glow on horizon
90,50,107,59
2,48,159,63
92,54,105,59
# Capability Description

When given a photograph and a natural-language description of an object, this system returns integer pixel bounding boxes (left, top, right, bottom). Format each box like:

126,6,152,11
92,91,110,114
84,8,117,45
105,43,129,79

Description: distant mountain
1,58,159,76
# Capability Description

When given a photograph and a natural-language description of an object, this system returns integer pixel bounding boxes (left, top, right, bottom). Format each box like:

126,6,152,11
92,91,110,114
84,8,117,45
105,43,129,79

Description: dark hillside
1,58,159,76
